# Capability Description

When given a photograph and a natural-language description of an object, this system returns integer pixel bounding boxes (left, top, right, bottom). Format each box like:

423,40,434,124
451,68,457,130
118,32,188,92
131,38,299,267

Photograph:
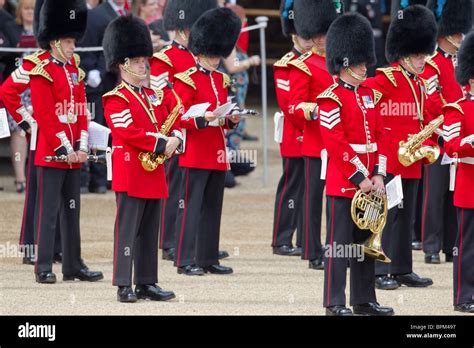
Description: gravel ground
0,113,467,316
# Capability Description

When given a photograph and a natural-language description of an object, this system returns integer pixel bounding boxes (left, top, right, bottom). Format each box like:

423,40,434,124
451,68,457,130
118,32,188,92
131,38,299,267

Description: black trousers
323,196,376,307
376,175,419,276
174,168,225,268
421,159,457,255
34,167,82,275
301,156,325,260
20,150,61,257
413,165,424,243
454,208,474,305
159,156,181,250
271,157,304,248
112,192,160,286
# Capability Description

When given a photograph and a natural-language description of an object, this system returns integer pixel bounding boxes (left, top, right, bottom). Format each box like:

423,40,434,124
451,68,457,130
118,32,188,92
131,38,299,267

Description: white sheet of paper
0,108,11,139
386,175,404,210
29,121,38,151
441,153,455,165
89,121,111,151
274,111,284,143
213,102,236,117
181,102,211,120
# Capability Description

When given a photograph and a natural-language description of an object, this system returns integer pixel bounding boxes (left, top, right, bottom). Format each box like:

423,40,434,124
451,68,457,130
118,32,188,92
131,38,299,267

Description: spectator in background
132,0,159,23
2,0,37,193
149,17,169,52
0,0,15,81
86,0,103,9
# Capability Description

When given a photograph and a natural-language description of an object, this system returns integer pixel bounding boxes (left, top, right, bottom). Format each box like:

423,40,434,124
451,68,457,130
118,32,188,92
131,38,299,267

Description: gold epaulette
73,53,81,67
443,98,466,115
274,51,296,68
426,57,440,75
153,46,173,67
78,67,86,83
316,83,342,107
376,66,400,87
103,84,129,103
29,60,52,82
23,49,46,65
288,52,312,76
216,71,231,88
373,89,383,106
174,67,197,90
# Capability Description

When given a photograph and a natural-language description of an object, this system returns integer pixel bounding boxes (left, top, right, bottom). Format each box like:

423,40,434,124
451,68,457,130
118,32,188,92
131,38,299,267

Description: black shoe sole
424,259,441,264
63,274,104,282
353,310,394,316
203,269,233,275
117,295,137,303
395,280,433,288
35,277,56,284
136,293,176,302
177,269,204,276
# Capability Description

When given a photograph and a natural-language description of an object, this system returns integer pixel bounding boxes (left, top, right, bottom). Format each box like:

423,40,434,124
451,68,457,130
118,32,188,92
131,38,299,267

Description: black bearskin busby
188,7,241,58
293,0,342,40
33,0,45,36
386,5,437,63
103,14,153,72
390,0,427,19
36,0,87,50
426,0,472,38
280,0,295,37
326,13,376,75
163,0,218,31
455,31,474,86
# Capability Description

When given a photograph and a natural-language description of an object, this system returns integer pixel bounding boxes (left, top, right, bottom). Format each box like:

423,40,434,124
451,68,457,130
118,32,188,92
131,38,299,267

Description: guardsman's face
409,54,428,74
351,63,368,78
295,36,314,52
128,57,148,76
451,33,464,47
61,38,76,60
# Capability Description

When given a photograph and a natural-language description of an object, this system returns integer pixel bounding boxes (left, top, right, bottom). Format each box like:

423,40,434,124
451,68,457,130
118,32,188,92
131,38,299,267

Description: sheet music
213,102,236,118
88,121,111,151
29,121,38,151
181,103,211,120
386,175,404,210
0,108,11,139
274,111,283,143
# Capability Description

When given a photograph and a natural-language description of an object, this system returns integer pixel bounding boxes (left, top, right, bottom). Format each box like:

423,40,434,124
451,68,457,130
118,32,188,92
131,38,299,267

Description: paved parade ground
0,114,464,316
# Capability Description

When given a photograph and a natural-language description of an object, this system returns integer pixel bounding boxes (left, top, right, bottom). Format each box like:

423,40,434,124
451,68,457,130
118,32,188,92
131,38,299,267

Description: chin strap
345,67,366,82
54,40,68,62
446,35,461,50
292,35,306,54
178,30,188,43
403,57,424,75
122,58,147,80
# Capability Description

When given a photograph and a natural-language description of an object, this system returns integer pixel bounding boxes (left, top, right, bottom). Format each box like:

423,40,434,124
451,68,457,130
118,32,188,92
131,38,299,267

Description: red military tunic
318,81,387,199
287,49,336,158
149,42,196,91
174,65,237,171
365,64,433,179
30,55,88,169
273,48,302,157
443,96,474,208
103,81,182,199
0,50,50,131
421,49,464,151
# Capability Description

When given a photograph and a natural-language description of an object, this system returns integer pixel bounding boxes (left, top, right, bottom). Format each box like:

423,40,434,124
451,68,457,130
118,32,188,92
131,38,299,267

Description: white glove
87,70,102,88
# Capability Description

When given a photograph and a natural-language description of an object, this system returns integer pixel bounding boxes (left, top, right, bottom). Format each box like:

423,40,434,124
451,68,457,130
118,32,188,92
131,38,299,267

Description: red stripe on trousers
160,161,172,248
34,168,44,274
176,168,189,267
456,208,464,304
273,158,289,244
327,197,335,306
421,169,429,243
19,150,33,244
304,157,310,258
112,194,121,284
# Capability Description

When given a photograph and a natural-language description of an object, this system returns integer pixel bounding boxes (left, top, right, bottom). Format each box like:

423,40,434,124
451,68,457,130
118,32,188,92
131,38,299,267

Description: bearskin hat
386,5,437,63
36,0,87,50
326,12,376,75
188,7,241,58
103,14,153,72
426,0,472,38
163,0,218,31
455,31,474,86
293,0,343,40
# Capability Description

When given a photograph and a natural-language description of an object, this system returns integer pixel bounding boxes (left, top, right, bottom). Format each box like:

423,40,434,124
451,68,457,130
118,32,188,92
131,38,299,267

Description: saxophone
398,115,444,167
139,88,183,172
